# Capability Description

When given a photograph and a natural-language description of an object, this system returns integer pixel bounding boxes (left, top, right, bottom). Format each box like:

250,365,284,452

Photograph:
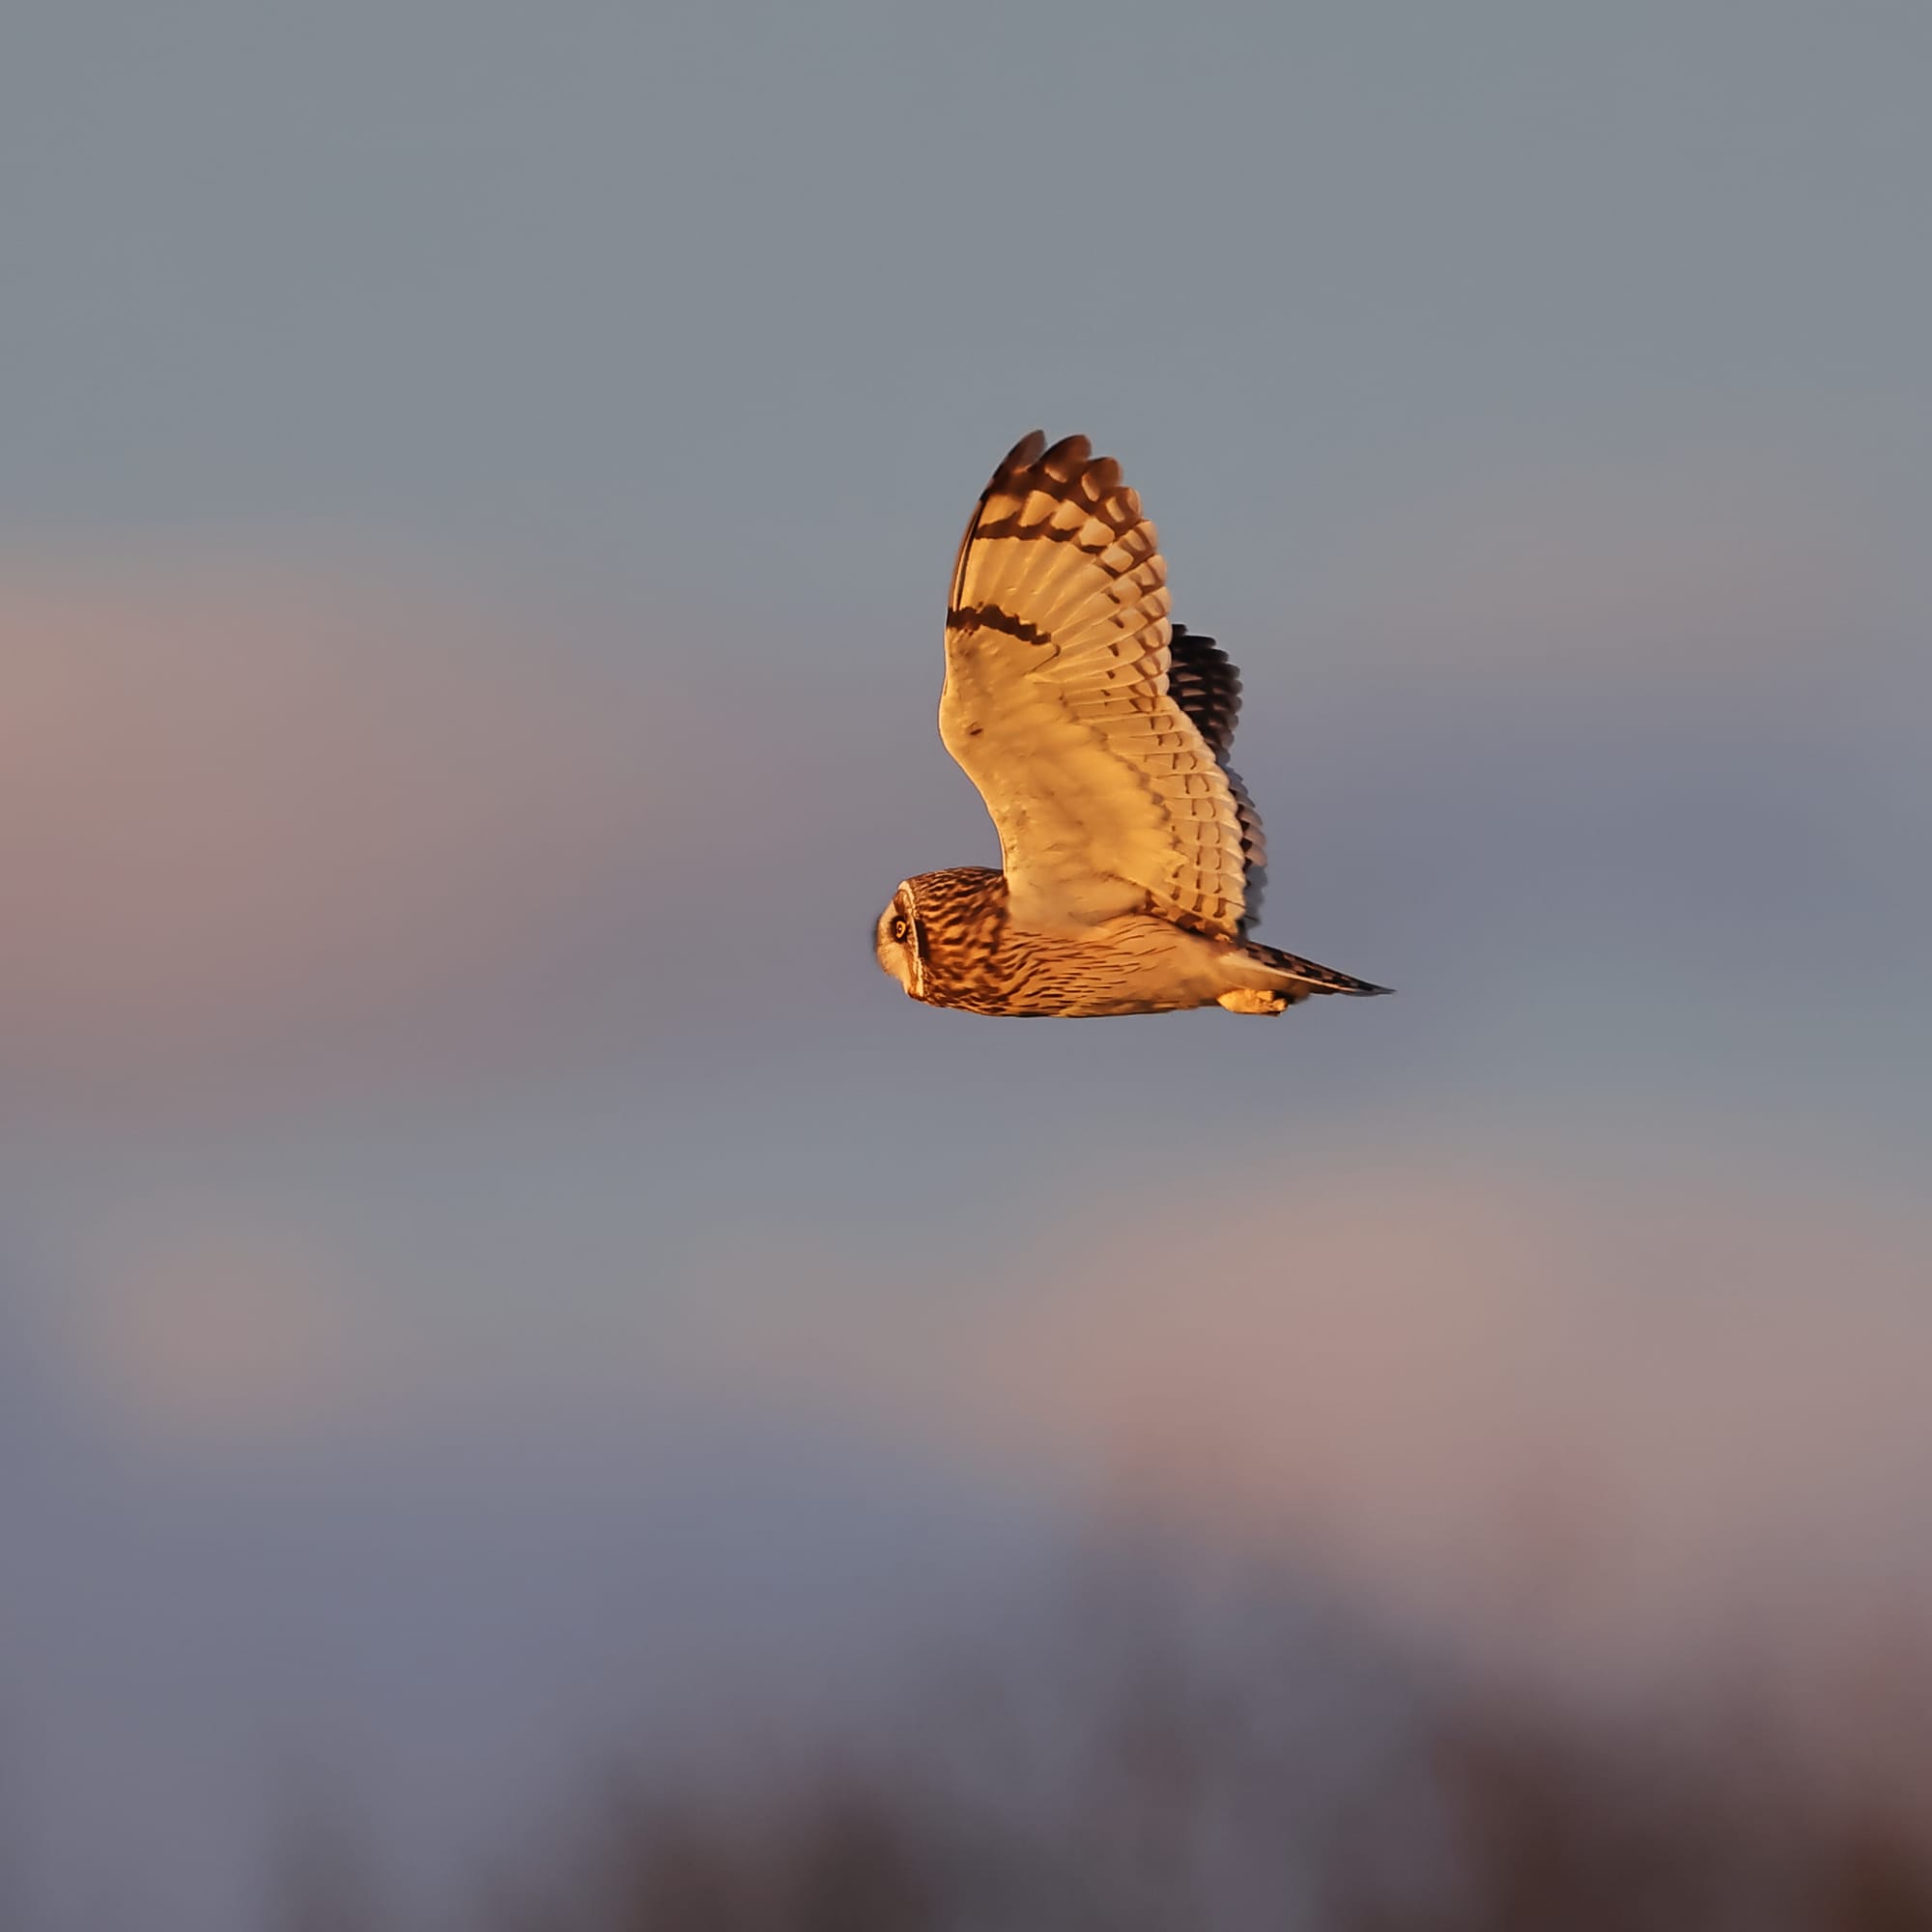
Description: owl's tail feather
1243,941,1392,1002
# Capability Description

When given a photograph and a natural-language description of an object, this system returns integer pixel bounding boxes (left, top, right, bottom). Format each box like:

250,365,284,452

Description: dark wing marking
1166,625,1268,934
1166,624,1241,760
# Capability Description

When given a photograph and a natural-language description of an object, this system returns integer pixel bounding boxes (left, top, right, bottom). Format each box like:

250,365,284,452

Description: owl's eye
892,916,910,943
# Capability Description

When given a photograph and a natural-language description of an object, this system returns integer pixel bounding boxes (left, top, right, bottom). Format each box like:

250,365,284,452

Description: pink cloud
64,1206,369,1442
753,1146,1932,1674
0,562,716,1112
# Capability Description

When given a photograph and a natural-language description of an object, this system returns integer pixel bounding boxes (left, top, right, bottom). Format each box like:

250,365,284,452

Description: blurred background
4,3,1930,1926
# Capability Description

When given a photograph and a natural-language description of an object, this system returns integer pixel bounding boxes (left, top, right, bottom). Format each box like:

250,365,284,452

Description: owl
874,432,1389,1017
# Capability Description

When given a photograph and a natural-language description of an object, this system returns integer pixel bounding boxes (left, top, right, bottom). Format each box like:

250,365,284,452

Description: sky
4,3,1931,1926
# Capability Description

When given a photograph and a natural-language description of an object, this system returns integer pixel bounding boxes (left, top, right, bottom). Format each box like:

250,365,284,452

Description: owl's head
873,882,924,999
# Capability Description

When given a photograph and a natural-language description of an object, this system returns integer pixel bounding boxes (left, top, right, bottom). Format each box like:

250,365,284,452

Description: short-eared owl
875,432,1389,1018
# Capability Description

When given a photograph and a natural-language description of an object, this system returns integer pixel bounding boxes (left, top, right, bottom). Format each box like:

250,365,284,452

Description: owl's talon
1216,989,1288,1015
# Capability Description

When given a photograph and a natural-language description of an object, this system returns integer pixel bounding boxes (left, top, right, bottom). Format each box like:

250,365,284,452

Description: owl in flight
874,432,1389,1018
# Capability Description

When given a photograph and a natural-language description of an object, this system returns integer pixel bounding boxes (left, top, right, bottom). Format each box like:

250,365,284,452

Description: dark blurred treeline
262,1568,1932,1932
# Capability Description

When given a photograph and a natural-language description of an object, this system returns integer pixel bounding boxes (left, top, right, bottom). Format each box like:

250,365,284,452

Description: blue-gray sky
4,4,1930,1926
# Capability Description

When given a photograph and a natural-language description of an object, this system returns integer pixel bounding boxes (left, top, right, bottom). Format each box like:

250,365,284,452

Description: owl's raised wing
939,433,1254,938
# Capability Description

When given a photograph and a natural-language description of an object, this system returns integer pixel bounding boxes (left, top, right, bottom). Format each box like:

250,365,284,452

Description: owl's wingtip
999,429,1048,472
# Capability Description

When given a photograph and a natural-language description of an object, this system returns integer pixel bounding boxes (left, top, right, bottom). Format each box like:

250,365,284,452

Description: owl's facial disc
873,885,923,998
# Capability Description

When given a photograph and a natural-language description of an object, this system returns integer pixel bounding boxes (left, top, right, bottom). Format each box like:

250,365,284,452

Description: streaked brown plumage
874,432,1389,1018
